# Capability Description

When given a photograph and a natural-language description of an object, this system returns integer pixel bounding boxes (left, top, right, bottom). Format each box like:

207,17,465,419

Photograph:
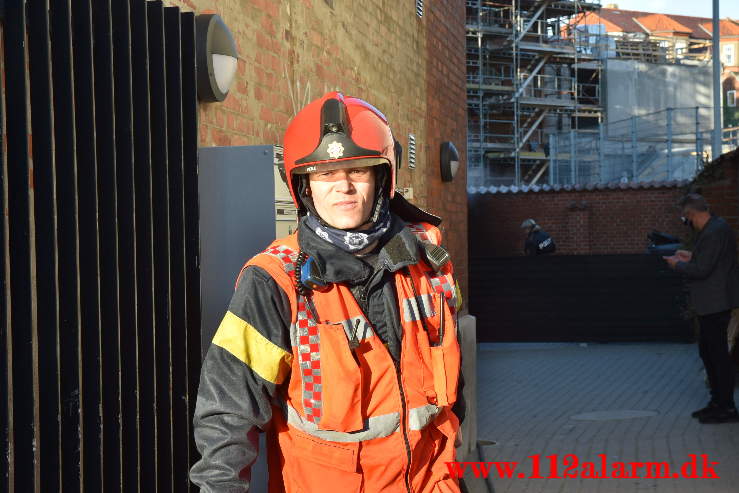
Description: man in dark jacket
521,218,556,256
665,193,739,423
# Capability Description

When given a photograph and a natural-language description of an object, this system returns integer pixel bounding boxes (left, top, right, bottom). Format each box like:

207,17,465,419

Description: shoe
698,406,739,424
691,401,719,419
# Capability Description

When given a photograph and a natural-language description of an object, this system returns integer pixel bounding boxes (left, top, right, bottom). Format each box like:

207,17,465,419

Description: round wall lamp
440,141,460,182
196,14,238,102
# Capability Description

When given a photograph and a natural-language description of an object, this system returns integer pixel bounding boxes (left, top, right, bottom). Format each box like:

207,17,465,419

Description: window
723,44,735,66
728,90,737,108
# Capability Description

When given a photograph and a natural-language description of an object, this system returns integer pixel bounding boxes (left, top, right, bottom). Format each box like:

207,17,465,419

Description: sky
605,0,739,19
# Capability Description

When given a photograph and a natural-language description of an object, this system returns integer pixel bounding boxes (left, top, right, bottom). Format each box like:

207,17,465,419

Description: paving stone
475,343,739,493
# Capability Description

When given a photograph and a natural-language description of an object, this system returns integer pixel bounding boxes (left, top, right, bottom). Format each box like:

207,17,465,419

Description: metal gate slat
130,0,157,487
27,0,61,489
111,1,140,490
1,9,10,493
147,2,174,491
470,255,691,342
71,0,104,488
49,0,82,488
91,0,123,490
3,1,204,489
179,13,202,490
163,7,190,490
3,1,37,488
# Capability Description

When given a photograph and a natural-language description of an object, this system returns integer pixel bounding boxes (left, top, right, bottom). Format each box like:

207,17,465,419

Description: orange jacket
191,221,462,493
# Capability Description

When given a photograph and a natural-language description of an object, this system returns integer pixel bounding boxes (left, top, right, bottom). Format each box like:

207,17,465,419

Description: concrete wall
606,59,713,127
164,0,469,302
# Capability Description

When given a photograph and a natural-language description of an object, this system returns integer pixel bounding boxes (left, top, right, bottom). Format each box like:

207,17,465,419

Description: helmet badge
327,141,344,160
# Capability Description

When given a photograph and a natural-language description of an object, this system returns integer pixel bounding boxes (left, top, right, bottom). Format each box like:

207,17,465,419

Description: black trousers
698,310,736,408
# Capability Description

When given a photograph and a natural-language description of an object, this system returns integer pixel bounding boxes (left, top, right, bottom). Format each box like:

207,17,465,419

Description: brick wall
164,0,469,297
692,147,739,236
425,1,469,304
469,186,688,258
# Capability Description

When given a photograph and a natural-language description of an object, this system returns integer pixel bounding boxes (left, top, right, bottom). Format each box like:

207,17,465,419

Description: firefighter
190,92,464,492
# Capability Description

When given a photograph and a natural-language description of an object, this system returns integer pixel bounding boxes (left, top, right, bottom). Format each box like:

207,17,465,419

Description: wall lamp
440,141,460,182
196,13,238,102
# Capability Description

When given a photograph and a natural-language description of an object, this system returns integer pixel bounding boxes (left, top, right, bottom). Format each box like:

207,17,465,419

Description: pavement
475,342,739,493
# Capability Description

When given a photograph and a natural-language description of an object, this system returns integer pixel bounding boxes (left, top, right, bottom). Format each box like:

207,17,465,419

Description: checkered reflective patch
263,245,298,275
429,272,457,315
407,222,430,242
262,245,323,423
296,295,322,424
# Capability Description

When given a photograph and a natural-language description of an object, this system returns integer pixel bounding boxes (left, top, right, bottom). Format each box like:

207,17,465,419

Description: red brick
211,129,232,147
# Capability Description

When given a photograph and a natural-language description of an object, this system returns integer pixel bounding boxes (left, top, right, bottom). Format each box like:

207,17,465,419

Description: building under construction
466,0,605,187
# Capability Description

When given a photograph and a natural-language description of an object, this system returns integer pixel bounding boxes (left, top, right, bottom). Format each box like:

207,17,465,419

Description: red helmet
283,92,397,210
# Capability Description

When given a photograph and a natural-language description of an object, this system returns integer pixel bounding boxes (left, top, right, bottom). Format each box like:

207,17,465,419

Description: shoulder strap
234,233,301,314
407,221,442,246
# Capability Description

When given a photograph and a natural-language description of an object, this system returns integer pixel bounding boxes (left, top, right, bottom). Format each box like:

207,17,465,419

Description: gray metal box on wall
198,145,277,355
198,145,277,493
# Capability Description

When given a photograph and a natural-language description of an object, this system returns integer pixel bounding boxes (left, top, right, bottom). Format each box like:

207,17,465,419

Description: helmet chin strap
354,164,388,228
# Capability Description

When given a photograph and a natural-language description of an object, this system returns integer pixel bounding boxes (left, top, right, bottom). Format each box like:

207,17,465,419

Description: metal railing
519,73,576,100
466,0,606,185
546,107,736,186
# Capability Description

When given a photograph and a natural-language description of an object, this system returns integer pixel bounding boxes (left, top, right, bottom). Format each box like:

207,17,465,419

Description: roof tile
468,179,691,195
581,8,733,40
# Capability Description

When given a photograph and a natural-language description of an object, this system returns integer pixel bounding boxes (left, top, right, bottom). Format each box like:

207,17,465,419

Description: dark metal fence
1,1,201,491
470,255,692,342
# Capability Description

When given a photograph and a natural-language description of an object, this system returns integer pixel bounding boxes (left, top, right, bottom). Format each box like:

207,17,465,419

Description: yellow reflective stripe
212,311,292,384
455,281,463,311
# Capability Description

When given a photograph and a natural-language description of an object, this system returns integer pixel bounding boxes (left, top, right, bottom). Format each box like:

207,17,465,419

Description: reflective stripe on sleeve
212,311,293,385
286,404,400,442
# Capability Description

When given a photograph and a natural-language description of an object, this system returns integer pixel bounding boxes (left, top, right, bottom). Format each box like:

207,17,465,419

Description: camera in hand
646,230,682,256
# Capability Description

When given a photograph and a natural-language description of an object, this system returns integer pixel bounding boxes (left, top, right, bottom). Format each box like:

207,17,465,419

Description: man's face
307,165,376,230
681,208,694,227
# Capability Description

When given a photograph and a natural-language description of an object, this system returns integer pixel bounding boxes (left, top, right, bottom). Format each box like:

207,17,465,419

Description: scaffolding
466,0,605,187
546,108,737,186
